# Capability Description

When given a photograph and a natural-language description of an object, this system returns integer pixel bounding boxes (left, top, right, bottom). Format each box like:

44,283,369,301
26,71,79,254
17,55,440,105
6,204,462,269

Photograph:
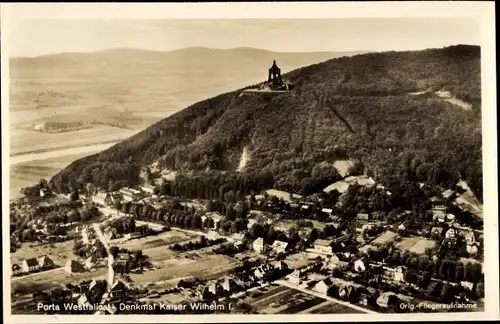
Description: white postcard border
2,1,498,323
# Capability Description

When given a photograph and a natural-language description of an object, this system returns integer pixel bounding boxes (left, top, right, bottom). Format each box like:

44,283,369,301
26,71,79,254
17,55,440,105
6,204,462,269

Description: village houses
356,213,370,222
22,255,54,273
119,188,141,202
93,192,112,206
141,183,156,195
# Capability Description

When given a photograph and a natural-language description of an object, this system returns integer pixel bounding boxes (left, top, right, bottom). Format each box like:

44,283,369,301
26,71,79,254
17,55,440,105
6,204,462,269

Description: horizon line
9,43,479,59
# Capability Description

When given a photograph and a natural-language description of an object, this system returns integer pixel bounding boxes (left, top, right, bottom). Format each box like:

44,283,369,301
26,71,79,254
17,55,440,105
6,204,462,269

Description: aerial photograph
6,12,488,317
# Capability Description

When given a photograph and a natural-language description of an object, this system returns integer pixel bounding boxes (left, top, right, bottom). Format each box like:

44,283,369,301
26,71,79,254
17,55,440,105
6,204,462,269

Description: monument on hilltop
267,60,285,90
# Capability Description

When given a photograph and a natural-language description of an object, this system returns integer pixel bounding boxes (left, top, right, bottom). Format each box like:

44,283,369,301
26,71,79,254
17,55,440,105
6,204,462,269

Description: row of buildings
12,255,55,276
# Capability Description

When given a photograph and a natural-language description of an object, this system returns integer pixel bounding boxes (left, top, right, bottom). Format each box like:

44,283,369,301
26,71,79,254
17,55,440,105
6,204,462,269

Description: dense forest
50,45,482,200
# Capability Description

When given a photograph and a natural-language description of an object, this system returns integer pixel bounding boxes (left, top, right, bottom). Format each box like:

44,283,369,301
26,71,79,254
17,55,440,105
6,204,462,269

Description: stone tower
268,60,283,86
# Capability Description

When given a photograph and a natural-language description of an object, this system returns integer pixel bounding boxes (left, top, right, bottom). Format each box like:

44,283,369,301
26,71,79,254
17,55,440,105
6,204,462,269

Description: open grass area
285,252,316,269
11,240,75,266
395,236,436,254
11,268,108,302
309,301,366,314
407,237,437,254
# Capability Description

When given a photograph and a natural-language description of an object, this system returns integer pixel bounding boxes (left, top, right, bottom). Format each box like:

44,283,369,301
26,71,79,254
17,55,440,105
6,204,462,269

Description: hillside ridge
49,45,482,202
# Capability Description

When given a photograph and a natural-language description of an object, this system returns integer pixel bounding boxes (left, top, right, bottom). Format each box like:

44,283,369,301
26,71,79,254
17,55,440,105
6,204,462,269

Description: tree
69,190,79,202
114,200,122,215
309,228,319,243
249,223,264,238
109,246,119,258
200,235,208,247
475,281,485,299
193,215,202,229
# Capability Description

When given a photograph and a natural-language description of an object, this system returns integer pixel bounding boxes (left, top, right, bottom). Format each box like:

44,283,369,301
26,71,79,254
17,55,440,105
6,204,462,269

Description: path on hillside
319,96,355,134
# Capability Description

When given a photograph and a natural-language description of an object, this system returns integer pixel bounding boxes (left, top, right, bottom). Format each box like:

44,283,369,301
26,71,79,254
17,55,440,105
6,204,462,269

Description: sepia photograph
2,2,498,322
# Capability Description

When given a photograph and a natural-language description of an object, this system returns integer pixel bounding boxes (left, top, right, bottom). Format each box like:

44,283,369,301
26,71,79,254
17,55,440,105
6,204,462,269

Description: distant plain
10,47,356,198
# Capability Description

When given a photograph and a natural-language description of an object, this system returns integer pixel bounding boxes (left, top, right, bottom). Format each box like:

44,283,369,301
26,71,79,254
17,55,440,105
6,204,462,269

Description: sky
6,18,480,58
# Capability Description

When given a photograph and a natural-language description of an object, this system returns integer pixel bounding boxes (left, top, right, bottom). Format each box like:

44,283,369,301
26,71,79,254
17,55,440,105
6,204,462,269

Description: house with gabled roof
271,240,288,254
104,227,119,242
252,238,266,254
22,258,40,273
312,239,333,255
287,269,306,285
222,277,241,292
109,279,127,298
38,255,54,270
77,294,91,308
207,282,224,297
356,213,369,221
273,260,289,272
85,255,98,269
93,192,112,206
313,278,334,295
119,187,141,202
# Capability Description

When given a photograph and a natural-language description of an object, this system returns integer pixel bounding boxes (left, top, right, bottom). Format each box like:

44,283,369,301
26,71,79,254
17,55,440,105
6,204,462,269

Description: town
10,164,484,315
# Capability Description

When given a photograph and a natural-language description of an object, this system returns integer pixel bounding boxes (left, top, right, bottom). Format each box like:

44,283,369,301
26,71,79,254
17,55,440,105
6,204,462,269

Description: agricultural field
10,152,95,199
396,237,436,254
11,240,75,266
243,284,354,314
9,125,138,156
130,254,241,286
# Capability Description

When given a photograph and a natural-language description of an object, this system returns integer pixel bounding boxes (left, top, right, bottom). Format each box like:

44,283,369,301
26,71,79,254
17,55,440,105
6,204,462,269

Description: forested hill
50,45,482,201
